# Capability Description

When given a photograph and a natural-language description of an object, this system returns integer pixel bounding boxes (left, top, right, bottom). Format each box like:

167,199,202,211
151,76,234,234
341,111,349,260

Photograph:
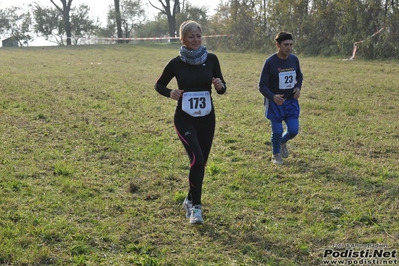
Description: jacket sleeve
258,60,275,100
212,54,227,94
154,60,175,98
295,57,303,89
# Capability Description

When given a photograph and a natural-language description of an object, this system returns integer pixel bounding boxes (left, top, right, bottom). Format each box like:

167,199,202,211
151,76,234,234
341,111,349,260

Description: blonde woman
154,20,227,224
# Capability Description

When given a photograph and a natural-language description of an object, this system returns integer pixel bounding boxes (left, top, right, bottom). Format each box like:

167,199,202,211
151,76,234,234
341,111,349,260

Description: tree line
0,0,397,59
210,0,398,59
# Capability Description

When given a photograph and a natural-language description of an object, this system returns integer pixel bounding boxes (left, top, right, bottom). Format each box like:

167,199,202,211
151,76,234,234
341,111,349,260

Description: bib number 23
279,71,296,90
182,91,212,117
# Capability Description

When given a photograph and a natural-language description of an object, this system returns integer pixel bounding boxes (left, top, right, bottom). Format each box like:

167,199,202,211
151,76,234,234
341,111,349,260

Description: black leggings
174,112,215,206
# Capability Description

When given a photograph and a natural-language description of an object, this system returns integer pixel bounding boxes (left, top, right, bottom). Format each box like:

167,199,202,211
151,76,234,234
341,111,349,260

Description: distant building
2,37,19,47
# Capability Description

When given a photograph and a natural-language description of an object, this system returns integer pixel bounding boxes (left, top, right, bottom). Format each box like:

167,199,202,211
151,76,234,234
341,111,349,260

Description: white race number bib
182,91,212,117
279,70,296,90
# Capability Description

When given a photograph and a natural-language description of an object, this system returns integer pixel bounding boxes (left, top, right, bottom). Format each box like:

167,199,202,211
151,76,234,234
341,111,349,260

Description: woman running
154,20,227,224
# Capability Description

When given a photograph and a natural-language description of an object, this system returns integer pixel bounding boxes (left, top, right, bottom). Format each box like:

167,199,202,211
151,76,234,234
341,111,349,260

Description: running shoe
281,142,289,158
272,153,283,165
183,197,193,219
189,205,203,224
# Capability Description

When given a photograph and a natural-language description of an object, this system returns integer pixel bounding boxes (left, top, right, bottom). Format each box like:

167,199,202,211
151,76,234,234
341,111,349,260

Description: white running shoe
281,142,289,158
183,197,193,219
189,205,203,224
272,153,283,165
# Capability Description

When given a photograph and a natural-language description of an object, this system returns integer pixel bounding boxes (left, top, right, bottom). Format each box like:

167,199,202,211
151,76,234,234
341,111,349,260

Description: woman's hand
170,89,184,100
212,77,224,91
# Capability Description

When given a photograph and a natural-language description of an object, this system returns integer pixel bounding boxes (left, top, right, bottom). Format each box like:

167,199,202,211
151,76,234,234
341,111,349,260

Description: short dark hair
274,31,293,43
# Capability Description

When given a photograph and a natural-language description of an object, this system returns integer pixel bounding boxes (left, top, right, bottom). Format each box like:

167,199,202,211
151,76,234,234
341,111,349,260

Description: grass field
0,43,398,265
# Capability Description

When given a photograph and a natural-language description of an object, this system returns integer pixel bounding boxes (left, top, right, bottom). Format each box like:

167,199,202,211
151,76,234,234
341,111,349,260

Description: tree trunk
64,3,72,45
149,0,180,41
167,14,176,38
50,0,73,45
114,0,123,43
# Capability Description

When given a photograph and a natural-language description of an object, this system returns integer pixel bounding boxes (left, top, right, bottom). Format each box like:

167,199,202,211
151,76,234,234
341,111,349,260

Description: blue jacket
259,53,303,100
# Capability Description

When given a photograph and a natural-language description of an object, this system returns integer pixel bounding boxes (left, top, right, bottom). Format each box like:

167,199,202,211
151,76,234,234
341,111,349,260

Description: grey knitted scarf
179,45,208,65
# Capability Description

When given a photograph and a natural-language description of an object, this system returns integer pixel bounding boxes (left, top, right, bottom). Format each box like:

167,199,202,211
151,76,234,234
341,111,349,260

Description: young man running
258,31,303,165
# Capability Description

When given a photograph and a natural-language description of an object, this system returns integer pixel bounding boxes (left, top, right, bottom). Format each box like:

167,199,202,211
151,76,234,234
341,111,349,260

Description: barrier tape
72,35,231,41
340,27,385,60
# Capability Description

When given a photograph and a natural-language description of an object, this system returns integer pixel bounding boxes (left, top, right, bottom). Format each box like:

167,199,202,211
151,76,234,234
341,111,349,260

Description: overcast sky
0,0,221,46
1,0,220,24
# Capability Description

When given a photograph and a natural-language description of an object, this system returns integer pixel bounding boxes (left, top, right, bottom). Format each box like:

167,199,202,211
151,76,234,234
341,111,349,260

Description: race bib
279,70,296,90
182,91,212,117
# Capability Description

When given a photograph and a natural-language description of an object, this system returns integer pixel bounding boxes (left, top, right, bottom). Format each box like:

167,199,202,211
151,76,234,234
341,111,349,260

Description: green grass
0,43,398,265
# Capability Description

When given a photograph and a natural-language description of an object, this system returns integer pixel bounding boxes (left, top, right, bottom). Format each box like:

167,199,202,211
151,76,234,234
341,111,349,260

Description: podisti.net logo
322,247,398,265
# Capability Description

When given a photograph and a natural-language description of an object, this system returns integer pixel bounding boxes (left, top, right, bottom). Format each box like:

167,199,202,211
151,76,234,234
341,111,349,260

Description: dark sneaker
272,153,283,165
281,142,289,158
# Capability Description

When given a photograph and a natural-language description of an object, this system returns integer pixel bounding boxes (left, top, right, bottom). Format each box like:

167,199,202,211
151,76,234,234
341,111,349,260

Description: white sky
0,0,221,46
0,0,220,24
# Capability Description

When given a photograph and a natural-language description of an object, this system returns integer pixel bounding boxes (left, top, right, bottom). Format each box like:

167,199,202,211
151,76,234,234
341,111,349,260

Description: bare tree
148,0,183,38
50,0,73,45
